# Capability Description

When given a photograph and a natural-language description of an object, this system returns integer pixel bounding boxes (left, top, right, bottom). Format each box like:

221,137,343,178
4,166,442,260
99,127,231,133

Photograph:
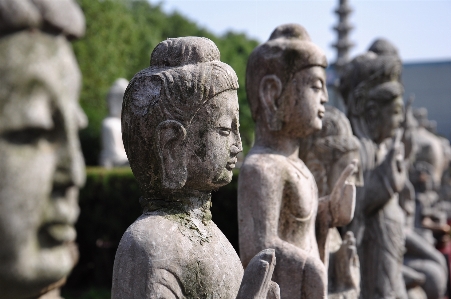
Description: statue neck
141,189,212,223
254,122,300,159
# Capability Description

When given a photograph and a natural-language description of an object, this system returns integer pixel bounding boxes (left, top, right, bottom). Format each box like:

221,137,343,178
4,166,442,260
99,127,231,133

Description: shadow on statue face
0,32,86,298
183,90,242,191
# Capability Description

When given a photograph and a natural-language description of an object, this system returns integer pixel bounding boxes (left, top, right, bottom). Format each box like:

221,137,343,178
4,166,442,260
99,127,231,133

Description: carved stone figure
99,78,129,168
238,24,357,299
112,37,279,299
404,108,449,299
0,1,86,298
300,105,362,298
339,40,408,299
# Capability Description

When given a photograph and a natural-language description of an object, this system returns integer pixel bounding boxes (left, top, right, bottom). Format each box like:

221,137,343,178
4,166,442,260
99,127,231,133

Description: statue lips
226,159,237,171
44,223,77,244
40,187,79,245
318,109,325,119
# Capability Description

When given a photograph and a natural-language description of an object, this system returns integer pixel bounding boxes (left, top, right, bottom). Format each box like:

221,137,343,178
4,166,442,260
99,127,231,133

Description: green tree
74,0,258,164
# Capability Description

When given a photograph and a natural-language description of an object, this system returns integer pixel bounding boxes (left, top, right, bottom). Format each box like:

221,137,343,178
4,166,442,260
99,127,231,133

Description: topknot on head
368,38,399,57
269,23,311,41
150,37,220,68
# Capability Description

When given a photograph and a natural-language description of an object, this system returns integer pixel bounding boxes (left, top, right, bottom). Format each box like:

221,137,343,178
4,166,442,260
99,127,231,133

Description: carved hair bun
269,23,311,41
150,37,220,67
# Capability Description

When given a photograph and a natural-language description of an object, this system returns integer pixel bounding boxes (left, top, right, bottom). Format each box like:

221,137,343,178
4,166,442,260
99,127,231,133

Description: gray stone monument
112,36,279,299
300,105,362,298
339,40,408,299
404,109,449,299
99,78,129,168
238,24,357,299
0,0,86,298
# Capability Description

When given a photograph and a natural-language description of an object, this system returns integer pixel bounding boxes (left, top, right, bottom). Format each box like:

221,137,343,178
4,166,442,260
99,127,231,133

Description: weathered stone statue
300,105,362,298
238,24,357,299
112,37,279,299
339,39,408,299
403,108,449,299
0,0,86,298
99,78,129,168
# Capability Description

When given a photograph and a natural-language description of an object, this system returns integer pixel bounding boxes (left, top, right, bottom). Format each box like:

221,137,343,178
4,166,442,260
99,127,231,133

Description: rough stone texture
403,108,449,299
99,78,129,168
112,36,278,299
0,1,86,298
239,24,357,299
339,39,408,299
300,106,361,298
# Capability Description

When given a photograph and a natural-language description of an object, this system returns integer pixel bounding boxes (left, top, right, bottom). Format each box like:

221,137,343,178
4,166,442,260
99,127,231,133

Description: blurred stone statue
99,78,129,168
112,37,279,299
239,24,357,299
339,39,408,299
403,107,449,299
0,0,86,298
300,105,362,298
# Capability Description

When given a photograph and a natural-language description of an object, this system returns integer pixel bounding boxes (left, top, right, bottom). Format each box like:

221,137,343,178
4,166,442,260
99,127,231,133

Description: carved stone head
107,78,129,118
0,0,85,297
339,39,404,144
122,37,242,200
300,106,362,196
246,24,328,137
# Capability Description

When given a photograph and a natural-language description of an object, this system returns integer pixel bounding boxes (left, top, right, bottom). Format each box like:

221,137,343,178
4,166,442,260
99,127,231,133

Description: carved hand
236,249,280,299
333,232,360,292
328,160,357,227
382,129,406,194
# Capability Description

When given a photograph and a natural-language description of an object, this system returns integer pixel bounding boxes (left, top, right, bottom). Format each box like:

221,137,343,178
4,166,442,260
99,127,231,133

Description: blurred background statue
300,105,362,298
339,39,409,299
99,78,129,168
0,0,86,298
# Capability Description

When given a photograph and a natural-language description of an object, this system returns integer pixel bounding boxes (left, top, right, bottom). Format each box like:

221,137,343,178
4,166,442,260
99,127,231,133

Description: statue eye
218,127,231,136
2,128,52,145
311,80,323,91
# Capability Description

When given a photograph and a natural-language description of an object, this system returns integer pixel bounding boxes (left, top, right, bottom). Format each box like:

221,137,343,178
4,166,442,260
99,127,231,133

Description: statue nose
53,135,86,188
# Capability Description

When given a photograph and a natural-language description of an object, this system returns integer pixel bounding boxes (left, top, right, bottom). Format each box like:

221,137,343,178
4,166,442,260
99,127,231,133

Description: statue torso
240,149,319,257
112,212,243,299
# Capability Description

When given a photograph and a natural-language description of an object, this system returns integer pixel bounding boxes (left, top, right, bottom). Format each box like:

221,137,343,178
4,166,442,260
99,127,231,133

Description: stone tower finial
332,0,354,71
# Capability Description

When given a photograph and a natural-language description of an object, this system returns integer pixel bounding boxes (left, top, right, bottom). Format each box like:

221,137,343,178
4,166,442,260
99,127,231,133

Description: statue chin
0,241,78,299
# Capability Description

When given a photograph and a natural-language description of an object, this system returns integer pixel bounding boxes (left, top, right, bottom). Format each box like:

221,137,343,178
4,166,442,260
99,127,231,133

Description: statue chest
278,160,319,251
159,217,244,299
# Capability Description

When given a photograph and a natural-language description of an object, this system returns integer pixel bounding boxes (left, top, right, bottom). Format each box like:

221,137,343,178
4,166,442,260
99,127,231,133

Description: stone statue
0,0,86,298
403,108,449,299
112,37,279,299
238,24,357,299
99,78,129,168
300,105,362,298
339,39,409,299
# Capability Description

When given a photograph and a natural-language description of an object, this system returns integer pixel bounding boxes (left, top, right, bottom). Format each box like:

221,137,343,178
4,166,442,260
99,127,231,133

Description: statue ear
259,75,283,131
156,120,187,189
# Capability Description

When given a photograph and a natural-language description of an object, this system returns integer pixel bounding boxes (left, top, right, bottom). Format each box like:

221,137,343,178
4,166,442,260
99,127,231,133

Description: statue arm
318,162,357,228
362,130,406,215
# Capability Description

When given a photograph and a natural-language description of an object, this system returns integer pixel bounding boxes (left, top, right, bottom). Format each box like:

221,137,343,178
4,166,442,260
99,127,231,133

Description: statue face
184,90,242,191
282,66,328,138
0,34,85,297
368,96,404,144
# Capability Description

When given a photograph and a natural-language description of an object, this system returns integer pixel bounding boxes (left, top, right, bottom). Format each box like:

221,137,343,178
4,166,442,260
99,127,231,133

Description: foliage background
74,0,259,166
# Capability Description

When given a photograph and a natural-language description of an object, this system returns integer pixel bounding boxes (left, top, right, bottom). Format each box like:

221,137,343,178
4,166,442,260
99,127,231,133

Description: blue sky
148,0,451,63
